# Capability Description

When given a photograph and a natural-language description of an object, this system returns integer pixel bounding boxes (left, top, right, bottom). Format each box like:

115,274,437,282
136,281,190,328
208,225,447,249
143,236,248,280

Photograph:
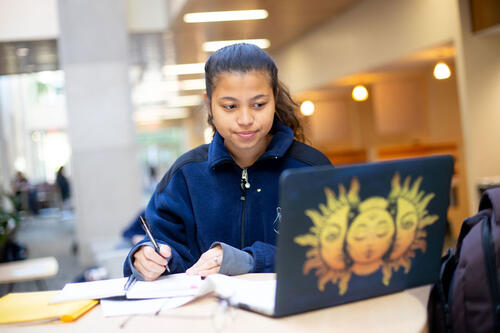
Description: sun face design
381,174,438,285
295,173,437,294
294,179,360,295
346,197,395,276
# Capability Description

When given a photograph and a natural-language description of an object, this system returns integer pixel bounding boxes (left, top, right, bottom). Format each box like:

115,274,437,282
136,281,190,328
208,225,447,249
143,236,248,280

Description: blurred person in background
56,166,71,211
11,171,38,215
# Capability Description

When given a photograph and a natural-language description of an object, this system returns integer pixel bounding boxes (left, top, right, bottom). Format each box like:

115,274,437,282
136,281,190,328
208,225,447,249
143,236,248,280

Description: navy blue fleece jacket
123,120,331,277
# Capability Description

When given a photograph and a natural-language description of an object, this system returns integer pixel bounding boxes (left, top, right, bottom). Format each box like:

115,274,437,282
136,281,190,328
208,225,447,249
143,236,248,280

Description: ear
204,92,212,115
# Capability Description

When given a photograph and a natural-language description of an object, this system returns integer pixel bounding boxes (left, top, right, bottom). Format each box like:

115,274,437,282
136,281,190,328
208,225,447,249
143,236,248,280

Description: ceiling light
433,61,451,80
300,101,315,116
163,63,205,75
167,95,204,107
202,39,271,52
184,10,268,23
352,85,369,102
179,79,205,90
16,48,29,57
134,106,190,123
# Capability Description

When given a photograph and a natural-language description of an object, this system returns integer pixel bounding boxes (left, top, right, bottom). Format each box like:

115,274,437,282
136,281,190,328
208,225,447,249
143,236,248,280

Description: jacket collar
208,118,294,169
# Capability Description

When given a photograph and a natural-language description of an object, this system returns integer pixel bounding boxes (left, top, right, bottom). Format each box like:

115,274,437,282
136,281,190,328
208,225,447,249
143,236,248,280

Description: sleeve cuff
210,242,254,275
126,241,172,280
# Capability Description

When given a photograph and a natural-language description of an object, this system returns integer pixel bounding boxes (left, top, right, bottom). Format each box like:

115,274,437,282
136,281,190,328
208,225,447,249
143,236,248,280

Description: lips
236,131,257,139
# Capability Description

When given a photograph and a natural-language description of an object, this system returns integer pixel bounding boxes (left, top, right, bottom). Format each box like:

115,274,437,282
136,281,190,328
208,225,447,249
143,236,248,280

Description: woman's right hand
132,244,171,281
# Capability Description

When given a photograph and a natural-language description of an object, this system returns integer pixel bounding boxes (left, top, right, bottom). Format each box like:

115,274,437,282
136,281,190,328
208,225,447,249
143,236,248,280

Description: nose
237,107,254,126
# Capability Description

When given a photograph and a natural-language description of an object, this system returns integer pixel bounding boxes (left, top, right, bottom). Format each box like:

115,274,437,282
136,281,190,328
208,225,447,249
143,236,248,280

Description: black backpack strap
481,215,500,332
479,187,500,224
455,214,487,257
427,248,456,333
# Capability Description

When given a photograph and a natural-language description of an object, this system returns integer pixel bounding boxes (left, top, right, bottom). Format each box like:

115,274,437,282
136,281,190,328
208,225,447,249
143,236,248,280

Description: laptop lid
274,155,454,317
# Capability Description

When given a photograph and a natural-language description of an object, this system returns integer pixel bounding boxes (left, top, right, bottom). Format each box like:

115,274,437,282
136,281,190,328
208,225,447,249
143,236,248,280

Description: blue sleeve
243,241,276,273
123,171,197,277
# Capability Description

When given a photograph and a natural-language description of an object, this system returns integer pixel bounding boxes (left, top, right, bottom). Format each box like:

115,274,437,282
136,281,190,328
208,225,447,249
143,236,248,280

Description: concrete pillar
0,101,10,192
454,0,500,212
57,0,142,265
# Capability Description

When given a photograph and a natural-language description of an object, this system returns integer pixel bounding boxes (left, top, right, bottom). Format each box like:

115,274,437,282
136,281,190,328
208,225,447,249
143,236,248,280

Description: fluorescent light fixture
203,39,271,52
134,106,190,122
167,95,204,107
179,79,205,91
163,63,205,75
184,10,268,23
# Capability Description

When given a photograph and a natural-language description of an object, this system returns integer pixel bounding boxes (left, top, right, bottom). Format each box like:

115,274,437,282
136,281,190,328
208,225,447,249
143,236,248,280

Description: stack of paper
0,291,97,324
50,273,277,317
50,273,211,317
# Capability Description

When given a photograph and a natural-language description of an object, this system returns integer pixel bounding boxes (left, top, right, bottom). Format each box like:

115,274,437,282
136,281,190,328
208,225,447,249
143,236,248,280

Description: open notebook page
126,274,204,299
206,274,277,316
50,277,127,304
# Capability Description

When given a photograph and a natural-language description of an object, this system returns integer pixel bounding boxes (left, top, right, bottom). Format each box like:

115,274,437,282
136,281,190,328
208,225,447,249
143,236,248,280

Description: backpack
428,187,500,333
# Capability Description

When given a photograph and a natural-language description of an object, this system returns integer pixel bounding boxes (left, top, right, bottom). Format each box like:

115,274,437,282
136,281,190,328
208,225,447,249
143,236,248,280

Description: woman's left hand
186,245,223,277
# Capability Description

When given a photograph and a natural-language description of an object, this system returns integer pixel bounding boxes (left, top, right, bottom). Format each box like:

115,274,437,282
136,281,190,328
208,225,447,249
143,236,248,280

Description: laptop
226,154,454,317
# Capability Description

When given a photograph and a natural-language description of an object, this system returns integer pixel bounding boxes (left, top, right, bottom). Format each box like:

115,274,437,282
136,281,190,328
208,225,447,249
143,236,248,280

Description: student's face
209,70,275,163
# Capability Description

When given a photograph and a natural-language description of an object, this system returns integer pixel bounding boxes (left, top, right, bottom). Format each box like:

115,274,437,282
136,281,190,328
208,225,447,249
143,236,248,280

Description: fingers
159,244,172,260
133,245,169,281
186,245,223,276
143,245,169,266
197,266,220,278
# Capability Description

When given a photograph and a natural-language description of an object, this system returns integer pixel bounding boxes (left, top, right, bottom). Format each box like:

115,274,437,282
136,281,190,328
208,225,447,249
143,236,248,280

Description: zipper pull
241,168,251,190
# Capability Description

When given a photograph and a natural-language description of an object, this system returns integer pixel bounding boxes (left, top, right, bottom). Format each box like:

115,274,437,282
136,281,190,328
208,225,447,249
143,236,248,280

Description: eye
323,225,341,242
400,212,417,230
252,102,266,108
352,224,368,241
222,104,237,110
375,220,389,237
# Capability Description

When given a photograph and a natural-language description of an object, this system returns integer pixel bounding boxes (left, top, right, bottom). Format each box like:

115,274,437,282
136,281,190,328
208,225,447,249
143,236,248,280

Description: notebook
229,155,454,317
51,273,205,304
0,291,97,324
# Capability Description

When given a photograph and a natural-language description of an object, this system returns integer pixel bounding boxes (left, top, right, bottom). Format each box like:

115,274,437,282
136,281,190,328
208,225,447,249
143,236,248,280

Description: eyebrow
218,94,270,102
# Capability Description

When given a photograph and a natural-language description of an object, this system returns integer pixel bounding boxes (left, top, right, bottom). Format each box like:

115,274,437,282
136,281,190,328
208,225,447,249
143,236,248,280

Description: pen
139,216,171,273
124,274,136,291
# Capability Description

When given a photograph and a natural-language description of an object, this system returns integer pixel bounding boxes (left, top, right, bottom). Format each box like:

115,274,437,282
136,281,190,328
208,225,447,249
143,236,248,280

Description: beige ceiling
294,42,456,102
168,0,362,64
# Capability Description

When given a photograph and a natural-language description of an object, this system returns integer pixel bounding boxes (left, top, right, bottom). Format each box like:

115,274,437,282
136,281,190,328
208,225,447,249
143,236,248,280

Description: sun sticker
294,174,437,295
381,174,438,285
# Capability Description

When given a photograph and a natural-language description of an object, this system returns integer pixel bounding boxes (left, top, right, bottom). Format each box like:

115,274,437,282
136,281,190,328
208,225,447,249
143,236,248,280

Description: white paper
100,296,195,317
50,277,128,304
125,273,204,299
206,274,277,316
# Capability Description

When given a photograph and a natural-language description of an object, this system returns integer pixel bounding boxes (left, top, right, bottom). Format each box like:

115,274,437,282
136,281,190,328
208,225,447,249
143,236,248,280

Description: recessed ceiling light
352,85,369,102
300,101,315,116
433,61,451,80
184,10,268,23
202,39,271,52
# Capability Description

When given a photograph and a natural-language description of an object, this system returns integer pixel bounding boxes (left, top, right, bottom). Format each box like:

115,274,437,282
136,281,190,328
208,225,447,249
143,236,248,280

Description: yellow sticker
294,173,437,295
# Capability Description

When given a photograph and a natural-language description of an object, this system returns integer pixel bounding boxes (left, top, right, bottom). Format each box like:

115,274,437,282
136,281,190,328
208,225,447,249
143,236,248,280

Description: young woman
124,43,331,281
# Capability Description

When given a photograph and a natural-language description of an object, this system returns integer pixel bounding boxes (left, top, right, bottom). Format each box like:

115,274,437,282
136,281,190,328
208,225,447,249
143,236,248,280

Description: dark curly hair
204,43,306,142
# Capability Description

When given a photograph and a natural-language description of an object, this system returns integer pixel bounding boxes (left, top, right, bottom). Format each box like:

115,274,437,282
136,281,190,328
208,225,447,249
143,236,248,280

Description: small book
0,290,98,324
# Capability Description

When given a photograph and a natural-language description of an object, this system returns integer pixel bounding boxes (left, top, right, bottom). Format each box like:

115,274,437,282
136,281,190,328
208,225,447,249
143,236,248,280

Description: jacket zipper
240,168,250,248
